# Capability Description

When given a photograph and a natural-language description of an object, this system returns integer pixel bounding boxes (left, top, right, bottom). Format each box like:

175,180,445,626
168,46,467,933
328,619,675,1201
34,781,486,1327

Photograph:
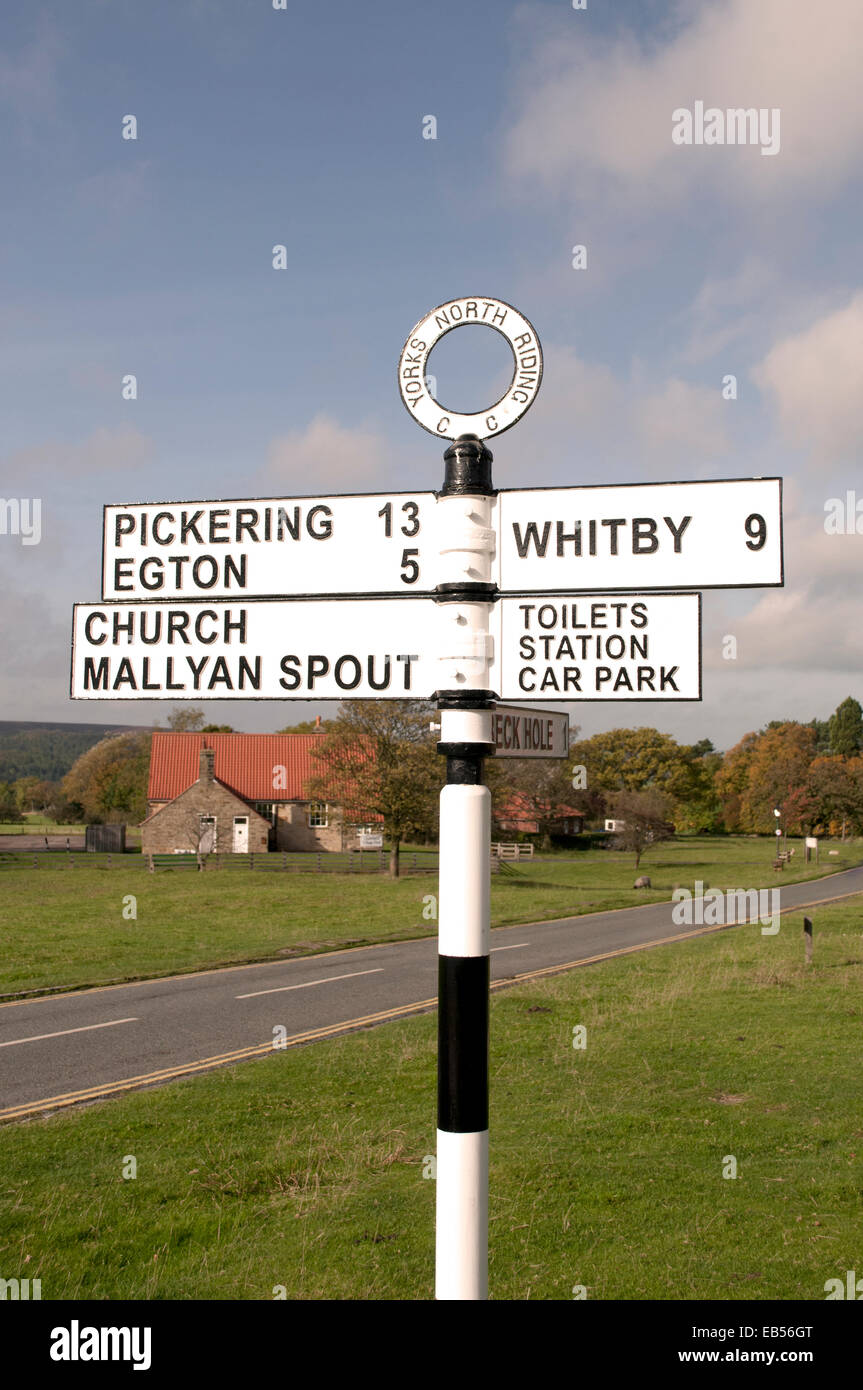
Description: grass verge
0,897,860,1299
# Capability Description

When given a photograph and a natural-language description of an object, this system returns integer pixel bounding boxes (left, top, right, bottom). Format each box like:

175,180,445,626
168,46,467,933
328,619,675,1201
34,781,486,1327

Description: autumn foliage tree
716,722,816,834
61,731,153,824
303,700,440,878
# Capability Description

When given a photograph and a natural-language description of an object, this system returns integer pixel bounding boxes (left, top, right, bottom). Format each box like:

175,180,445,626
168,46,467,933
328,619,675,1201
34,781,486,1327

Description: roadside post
398,297,546,1300
432,434,496,1301
71,292,784,1302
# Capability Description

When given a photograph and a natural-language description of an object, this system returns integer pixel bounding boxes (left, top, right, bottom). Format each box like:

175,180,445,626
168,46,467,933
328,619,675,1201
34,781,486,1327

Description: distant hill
0,721,157,783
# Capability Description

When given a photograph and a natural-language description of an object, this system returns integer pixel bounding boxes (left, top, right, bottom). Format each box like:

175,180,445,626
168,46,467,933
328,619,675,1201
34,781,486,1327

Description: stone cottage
141,731,380,854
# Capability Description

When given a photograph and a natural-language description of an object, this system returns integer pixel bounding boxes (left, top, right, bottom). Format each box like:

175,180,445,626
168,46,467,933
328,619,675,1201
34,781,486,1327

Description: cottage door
232,816,249,853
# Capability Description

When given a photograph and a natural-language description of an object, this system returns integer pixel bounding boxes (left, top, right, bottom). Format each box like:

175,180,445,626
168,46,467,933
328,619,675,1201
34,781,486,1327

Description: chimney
315,715,321,730
199,746,215,783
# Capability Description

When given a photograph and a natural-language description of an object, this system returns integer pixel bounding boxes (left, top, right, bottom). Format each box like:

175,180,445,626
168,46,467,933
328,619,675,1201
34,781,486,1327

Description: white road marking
491,943,529,952
236,968,384,1000
0,1018,138,1048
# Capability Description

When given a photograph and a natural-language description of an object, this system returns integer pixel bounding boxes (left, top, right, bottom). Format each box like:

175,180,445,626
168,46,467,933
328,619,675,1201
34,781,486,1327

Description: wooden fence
490,842,535,860
0,849,440,875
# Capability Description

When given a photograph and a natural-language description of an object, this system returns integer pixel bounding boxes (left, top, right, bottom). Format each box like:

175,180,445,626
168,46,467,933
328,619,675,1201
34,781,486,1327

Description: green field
1,896,860,1300
0,836,859,996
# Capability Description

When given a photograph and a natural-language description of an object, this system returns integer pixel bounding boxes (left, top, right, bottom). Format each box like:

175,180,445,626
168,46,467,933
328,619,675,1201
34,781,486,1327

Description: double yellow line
0,999,437,1123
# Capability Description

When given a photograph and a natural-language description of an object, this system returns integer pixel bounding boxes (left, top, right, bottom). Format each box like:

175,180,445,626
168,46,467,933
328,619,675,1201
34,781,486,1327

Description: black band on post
438,435,495,498
433,690,497,708
437,955,490,1132
442,751,488,783
434,582,499,602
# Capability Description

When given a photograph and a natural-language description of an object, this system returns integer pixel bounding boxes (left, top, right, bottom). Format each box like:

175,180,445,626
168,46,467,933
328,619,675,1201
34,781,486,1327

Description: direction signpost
70,293,784,1304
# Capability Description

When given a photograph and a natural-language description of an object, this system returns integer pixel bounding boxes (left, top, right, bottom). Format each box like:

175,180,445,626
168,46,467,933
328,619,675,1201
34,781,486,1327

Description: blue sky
2,0,862,750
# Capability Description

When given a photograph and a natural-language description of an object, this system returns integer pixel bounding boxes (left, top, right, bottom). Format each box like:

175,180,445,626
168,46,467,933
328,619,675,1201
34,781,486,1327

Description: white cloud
675,258,780,365
0,562,70,697
706,508,863,672
504,0,863,205
752,294,863,465
264,414,389,491
633,376,729,462
491,345,730,484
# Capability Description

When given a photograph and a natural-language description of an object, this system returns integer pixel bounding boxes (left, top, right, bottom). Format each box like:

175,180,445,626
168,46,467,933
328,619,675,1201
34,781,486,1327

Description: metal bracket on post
434,435,496,1302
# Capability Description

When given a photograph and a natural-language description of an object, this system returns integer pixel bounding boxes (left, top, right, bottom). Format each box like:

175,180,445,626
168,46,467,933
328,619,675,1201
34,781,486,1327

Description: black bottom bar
10,1297,859,1351
437,954,489,1133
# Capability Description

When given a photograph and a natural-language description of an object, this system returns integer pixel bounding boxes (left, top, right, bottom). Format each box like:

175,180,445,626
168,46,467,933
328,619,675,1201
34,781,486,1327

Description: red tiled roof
148,732,332,803
496,792,586,821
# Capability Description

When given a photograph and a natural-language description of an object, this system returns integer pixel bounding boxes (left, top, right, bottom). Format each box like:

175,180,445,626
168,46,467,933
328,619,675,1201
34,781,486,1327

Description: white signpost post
70,293,784,1304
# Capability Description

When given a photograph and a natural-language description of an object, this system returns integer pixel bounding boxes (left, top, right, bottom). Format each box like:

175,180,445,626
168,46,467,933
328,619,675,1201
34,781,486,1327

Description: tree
169,806,220,870
805,756,863,834
714,731,761,832
303,700,440,878
828,697,863,758
201,724,234,733
569,727,719,832
738,722,817,833
167,708,205,732
13,776,54,813
665,745,722,834
0,782,23,822
44,795,84,825
606,789,674,870
61,732,153,824
808,717,832,756
568,727,688,794
274,720,329,734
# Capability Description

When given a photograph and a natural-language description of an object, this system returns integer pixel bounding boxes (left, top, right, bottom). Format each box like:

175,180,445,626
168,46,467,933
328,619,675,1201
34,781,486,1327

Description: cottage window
307,802,328,828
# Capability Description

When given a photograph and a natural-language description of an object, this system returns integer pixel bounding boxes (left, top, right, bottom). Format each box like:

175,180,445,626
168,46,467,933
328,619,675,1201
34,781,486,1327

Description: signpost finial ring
398,296,542,441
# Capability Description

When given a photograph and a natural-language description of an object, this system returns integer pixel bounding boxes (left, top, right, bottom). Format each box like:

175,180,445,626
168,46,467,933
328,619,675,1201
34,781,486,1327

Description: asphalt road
2,863,862,1121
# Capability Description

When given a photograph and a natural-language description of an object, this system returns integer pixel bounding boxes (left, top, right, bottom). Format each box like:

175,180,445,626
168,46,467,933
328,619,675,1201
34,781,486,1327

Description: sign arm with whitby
70,293,783,1306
